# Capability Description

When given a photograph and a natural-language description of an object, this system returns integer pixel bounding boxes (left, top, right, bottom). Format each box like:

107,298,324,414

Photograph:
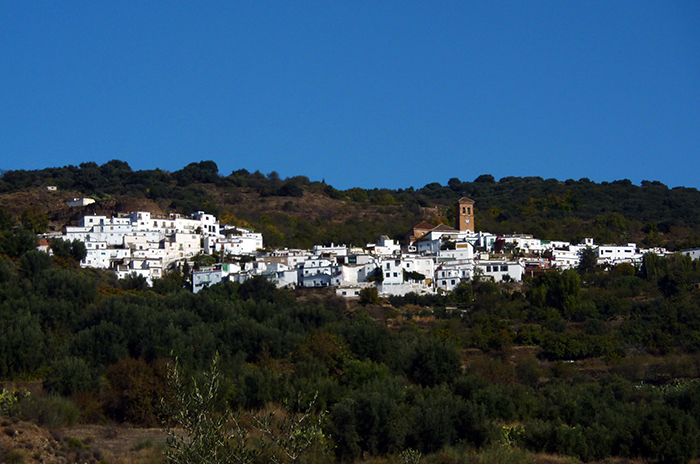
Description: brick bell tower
455,197,475,232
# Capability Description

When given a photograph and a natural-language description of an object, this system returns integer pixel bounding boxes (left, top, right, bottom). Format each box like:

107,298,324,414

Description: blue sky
1,2,699,190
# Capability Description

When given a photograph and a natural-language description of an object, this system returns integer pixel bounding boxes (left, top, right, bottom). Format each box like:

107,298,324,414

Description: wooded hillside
2,160,700,250
3,161,700,463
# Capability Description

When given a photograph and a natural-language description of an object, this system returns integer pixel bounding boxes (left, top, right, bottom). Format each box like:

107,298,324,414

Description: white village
43,197,689,297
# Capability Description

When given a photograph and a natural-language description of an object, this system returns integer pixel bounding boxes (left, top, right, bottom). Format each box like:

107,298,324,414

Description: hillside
2,160,700,250
2,163,700,462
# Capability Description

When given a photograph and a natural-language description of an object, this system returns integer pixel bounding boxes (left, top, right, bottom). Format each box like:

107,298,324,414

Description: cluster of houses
43,197,686,298
44,210,262,282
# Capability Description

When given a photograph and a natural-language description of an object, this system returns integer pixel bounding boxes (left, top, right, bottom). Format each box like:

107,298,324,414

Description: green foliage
526,270,581,319
252,393,328,463
0,388,30,417
14,395,80,428
0,227,36,258
408,337,462,387
0,214,698,463
403,269,426,282
19,207,48,234
238,275,278,303
4,162,700,249
0,257,14,284
162,355,259,464
0,307,45,378
359,286,380,305
18,250,52,281
627,405,700,464
49,238,87,262
44,356,96,397
0,208,15,230
119,272,149,291
450,282,473,305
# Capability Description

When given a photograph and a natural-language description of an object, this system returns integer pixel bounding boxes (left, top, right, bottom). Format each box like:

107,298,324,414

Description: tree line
3,160,700,250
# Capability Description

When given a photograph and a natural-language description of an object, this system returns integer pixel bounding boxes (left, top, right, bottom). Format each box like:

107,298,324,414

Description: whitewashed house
552,246,583,270
367,236,401,256
299,258,336,287
475,259,524,282
192,263,241,293
435,260,473,292
313,243,348,258
68,198,95,207
596,244,643,266
682,249,700,260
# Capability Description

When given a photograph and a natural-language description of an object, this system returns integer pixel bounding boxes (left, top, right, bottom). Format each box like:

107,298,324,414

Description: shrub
15,395,80,428
359,287,380,306
44,356,96,397
2,450,26,464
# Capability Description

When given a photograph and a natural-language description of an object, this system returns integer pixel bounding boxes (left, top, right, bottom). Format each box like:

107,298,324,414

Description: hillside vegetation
2,160,700,250
2,170,700,462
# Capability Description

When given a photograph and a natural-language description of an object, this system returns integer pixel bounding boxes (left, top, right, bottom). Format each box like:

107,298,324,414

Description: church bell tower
455,197,475,233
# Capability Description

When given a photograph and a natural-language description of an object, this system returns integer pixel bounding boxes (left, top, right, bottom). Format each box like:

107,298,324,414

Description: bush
2,450,26,464
44,357,97,397
359,287,380,306
15,395,80,428
101,358,170,427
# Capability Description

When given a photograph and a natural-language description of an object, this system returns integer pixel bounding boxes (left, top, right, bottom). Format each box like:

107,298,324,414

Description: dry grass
64,424,168,464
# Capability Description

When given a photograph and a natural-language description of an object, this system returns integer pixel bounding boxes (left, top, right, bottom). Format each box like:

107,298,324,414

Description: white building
299,258,336,287
192,263,241,293
367,236,401,256
596,243,643,267
681,249,700,261
313,243,348,258
501,234,544,254
552,246,583,270
60,210,261,286
204,233,263,256
475,259,524,282
434,260,473,292
68,198,95,207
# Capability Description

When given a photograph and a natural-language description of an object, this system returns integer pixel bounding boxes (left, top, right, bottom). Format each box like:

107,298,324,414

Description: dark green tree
577,246,598,275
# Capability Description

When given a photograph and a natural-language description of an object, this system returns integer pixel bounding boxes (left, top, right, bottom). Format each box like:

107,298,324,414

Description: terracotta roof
457,197,475,203
412,221,435,230
431,224,458,232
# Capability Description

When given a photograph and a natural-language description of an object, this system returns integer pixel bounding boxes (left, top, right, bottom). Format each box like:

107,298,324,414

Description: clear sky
1,2,699,191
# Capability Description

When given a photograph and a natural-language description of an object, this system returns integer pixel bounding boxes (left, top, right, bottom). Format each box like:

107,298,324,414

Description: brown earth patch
0,416,169,464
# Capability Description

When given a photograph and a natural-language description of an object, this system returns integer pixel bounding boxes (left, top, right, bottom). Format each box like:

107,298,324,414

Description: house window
451,280,455,285
486,266,491,272
393,272,398,278
501,265,507,272
386,263,390,270
385,273,391,278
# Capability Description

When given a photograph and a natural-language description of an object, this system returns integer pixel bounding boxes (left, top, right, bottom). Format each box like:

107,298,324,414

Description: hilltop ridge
2,160,700,250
